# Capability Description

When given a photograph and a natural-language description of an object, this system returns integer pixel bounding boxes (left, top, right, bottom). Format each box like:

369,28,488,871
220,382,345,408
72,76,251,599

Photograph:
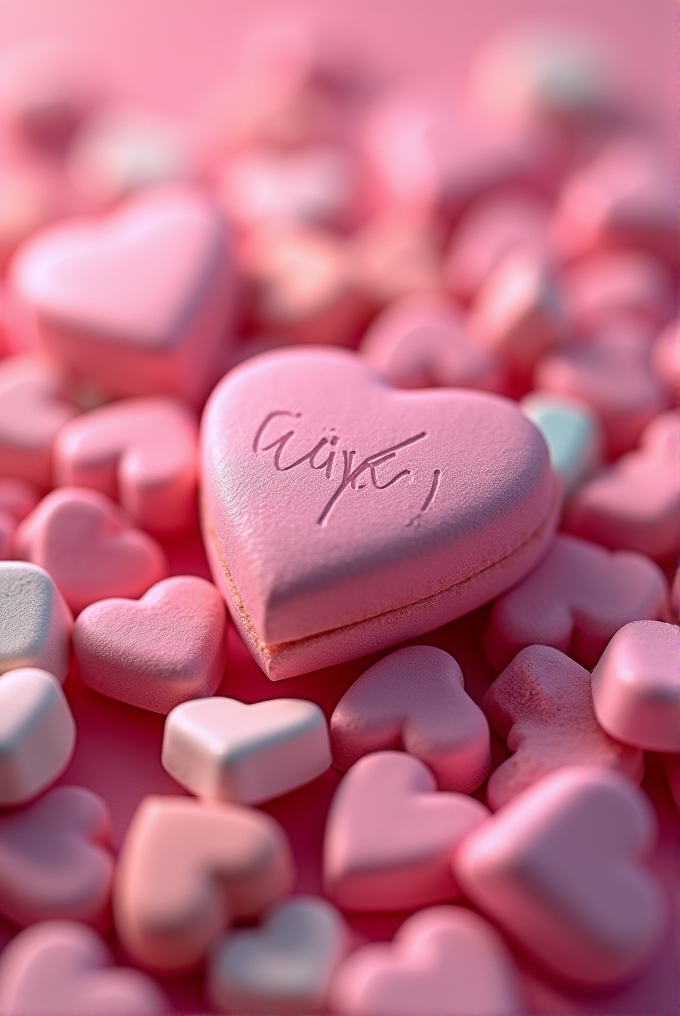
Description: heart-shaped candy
14,487,168,614
0,920,168,1015
0,785,113,929
208,895,349,1013
11,186,235,405
520,392,601,495
74,575,227,714
331,646,490,793
328,906,524,1016
201,347,559,678
162,695,330,803
0,561,73,682
114,794,294,972
454,766,666,987
324,751,488,912
54,396,199,536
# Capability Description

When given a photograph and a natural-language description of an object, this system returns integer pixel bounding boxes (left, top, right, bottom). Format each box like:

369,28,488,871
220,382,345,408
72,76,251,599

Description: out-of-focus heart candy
162,695,330,803
328,905,524,1016
591,620,680,753
324,751,488,912
53,397,198,536
0,785,113,929
0,353,78,489
331,646,490,793
564,412,680,560
562,251,675,334
0,561,73,682
0,920,168,1015
454,766,666,988
348,214,444,308
208,895,350,1014
11,186,236,405
14,487,167,614
114,794,294,972
483,533,668,671
73,575,227,714
483,645,643,810
0,478,40,560
520,392,601,494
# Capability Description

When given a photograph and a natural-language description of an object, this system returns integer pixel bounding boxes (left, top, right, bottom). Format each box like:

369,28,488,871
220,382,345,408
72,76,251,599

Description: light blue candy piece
521,393,601,495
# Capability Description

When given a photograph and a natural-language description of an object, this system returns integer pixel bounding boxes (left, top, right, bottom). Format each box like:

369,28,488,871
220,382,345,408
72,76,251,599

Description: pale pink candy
10,186,235,405
360,293,501,392
53,397,198,536
651,318,678,393
0,668,76,806
162,696,330,803
484,534,669,671
347,214,443,307
562,251,675,333
591,620,679,753
483,645,643,810
444,191,551,303
208,895,350,1014
0,920,168,1016
534,332,671,457
73,575,227,714
0,479,39,560
552,139,677,261
201,348,559,679
113,794,294,973
328,905,524,1016
0,353,77,489
454,766,666,988
0,561,73,683
14,487,167,615
0,785,113,929
564,412,680,560
331,646,490,793
324,751,489,912
469,251,564,376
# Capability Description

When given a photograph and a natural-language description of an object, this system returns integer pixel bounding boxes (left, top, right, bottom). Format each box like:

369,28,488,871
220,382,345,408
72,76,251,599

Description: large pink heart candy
201,348,559,678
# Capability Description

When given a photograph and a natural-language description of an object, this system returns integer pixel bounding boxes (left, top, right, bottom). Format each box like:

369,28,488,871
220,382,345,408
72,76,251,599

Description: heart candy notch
200,348,559,678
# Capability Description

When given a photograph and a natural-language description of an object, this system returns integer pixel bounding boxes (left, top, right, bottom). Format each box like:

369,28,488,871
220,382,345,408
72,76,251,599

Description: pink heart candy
483,533,669,671
483,644,643,809
0,920,168,1016
73,574,228,714
328,905,524,1016
201,347,559,679
331,645,491,793
324,751,489,912
454,766,666,988
0,479,39,560
14,487,168,614
0,785,113,929
54,396,199,536
11,186,236,405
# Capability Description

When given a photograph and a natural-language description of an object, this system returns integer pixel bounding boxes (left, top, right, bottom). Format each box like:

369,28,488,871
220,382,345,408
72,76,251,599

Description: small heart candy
0,561,73,682
520,392,601,495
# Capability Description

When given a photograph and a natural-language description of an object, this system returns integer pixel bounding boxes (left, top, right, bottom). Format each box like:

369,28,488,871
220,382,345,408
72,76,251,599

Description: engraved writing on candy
253,411,442,526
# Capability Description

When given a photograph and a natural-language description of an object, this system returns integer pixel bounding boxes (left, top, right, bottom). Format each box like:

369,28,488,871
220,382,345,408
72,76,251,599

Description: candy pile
0,21,677,1016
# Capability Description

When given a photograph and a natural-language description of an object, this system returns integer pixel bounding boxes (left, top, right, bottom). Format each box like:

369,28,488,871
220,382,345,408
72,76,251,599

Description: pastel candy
483,533,669,671
324,751,489,912
331,646,491,793
0,353,78,489
483,646,643,810
0,785,113,929
0,562,73,683
208,896,349,1014
53,397,199,536
0,920,168,1016
201,347,559,679
0,668,76,806
565,411,680,560
11,186,235,405
73,575,227,714
520,392,601,494
591,621,680,753
454,766,666,988
562,251,674,333
0,480,40,560
14,487,168,614
360,293,500,391
162,696,330,803
114,795,294,972
348,214,443,307
0,161,61,272
328,905,524,1016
